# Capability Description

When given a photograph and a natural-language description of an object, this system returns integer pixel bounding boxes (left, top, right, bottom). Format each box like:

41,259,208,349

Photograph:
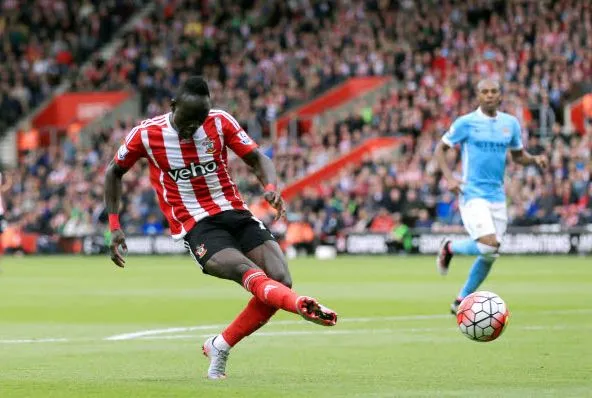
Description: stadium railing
4,226,592,256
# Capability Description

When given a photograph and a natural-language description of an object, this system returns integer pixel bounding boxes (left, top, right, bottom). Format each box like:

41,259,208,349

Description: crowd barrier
344,229,592,255
4,227,592,256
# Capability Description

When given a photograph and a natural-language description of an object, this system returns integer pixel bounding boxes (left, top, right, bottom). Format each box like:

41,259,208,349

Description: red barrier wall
275,77,390,134
33,92,131,129
281,136,411,201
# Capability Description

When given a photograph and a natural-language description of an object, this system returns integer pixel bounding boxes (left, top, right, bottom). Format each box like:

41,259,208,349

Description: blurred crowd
1,0,591,252
70,0,405,137
245,112,592,249
70,0,592,140
0,0,143,135
3,108,591,249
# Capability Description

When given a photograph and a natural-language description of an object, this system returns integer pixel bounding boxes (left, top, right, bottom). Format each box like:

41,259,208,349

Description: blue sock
450,239,480,255
458,256,495,298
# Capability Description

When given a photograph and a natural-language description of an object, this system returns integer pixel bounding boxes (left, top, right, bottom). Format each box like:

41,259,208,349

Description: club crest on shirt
202,137,215,154
502,126,511,136
195,244,207,258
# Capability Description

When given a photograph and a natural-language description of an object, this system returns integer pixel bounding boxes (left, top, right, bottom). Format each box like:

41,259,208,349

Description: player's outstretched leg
202,296,276,379
200,246,337,379
241,268,337,326
449,234,499,314
202,242,284,379
450,255,496,314
203,245,337,326
244,240,337,328
202,336,230,380
436,238,483,275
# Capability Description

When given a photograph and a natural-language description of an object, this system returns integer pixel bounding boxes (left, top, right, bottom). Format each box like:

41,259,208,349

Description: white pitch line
104,324,228,341
2,309,591,345
0,338,69,344
130,323,592,341
103,314,452,341
139,328,429,341
2,323,591,345
103,308,592,342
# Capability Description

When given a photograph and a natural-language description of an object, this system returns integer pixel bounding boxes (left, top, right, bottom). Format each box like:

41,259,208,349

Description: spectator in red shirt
370,208,395,233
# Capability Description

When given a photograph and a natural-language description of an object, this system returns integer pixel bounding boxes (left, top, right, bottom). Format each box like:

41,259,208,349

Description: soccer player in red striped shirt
104,76,337,379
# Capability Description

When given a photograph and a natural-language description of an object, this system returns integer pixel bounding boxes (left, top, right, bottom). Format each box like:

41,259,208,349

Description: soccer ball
456,291,510,342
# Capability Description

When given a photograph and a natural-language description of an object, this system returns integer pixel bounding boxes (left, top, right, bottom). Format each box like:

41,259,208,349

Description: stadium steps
0,2,156,168
273,77,393,137
281,136,412,201
313,79,397,132
268,76,404,201
77,96,143,148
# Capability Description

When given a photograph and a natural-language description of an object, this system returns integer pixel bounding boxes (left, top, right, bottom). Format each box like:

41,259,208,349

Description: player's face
477,83,501,112
172,95,211,139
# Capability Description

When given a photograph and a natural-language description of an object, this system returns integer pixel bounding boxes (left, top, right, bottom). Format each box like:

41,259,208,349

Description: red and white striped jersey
113,109,258,239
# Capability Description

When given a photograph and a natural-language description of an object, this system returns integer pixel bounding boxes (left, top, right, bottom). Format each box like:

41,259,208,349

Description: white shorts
459,198,507,242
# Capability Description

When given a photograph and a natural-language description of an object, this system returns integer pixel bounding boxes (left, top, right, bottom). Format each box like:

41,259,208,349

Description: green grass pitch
1,255,591,398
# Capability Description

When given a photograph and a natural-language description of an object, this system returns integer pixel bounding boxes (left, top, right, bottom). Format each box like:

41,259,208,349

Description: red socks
242,269,299,314
221,297,277,347
218,269,301,348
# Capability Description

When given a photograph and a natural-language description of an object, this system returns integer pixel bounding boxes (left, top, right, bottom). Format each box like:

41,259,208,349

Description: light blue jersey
442,108,523,203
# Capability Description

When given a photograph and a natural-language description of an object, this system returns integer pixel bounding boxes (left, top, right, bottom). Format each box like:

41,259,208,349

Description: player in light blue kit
434,79,548,314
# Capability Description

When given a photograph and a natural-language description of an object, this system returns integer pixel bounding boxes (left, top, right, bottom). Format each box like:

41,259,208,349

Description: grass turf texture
1,255,591,398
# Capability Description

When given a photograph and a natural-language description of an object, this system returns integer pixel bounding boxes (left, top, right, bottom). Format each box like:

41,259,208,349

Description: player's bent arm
104,160,129,218
510,149,536,166
434,140,455,180
241,148,278,189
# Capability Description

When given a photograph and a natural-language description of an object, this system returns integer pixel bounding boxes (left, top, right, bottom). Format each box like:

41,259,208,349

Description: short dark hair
476,78,501,92
178,76,210,97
